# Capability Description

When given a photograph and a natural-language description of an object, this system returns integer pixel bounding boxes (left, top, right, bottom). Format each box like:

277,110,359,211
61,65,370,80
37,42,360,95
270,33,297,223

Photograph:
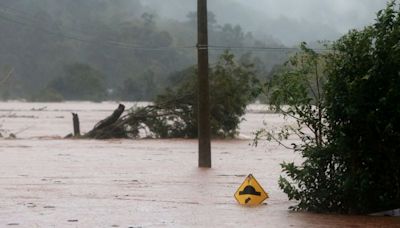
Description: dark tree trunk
85,104,126,139
72,113,80,136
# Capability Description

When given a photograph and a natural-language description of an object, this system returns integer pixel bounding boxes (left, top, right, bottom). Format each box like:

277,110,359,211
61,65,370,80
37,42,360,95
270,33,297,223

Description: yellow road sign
234,174,269,206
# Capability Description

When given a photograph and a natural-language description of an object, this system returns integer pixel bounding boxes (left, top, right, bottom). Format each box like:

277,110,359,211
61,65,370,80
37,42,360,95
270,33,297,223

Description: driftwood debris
85,104,126,139
93,104,125,131
69,98,193,140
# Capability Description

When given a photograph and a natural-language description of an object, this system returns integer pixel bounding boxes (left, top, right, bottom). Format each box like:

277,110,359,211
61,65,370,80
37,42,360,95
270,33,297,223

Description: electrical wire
0,4,331,53
0,8,195,52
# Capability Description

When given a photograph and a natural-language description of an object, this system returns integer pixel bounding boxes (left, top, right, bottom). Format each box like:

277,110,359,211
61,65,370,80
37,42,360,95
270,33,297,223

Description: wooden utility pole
197,0,211,168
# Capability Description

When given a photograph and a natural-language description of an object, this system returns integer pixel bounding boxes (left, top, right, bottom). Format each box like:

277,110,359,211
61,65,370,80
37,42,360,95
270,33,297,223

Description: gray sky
239,0,387,32
142,0,389,45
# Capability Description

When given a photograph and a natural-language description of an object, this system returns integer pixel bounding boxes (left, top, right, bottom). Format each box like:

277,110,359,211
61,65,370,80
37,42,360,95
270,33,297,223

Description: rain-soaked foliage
85,52,261,139
260,1,400,214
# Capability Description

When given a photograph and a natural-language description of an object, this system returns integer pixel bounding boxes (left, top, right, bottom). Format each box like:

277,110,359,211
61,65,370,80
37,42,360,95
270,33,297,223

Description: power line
0,13,89,43
199,45,332,52
0,3,189,49
0,2,140,43
0,6,331,53
0,11,195,52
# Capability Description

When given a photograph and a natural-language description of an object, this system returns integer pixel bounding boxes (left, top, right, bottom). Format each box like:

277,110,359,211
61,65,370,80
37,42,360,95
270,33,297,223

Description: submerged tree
84,51,261,139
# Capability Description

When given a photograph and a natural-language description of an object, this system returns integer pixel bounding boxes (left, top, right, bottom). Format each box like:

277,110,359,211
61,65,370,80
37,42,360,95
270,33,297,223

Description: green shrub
323,1,400,213
254,43,332,212
261,1,400,214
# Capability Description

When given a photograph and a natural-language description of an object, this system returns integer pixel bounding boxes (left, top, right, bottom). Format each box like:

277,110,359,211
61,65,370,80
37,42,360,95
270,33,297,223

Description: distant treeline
0,0,291,101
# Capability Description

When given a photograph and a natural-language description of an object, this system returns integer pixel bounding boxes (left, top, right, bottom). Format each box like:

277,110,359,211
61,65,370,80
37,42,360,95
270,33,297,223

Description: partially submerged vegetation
0,0,398,217
256,1,400,214
77,52,261,139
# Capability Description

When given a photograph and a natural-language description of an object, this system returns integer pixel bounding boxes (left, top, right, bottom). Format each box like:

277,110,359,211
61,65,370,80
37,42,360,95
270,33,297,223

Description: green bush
265,1,400,214
254,43,333,212
323,1,400,213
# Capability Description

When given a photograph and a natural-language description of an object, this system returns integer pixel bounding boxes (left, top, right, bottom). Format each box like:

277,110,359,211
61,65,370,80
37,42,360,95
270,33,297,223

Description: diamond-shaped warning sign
234,174,269,206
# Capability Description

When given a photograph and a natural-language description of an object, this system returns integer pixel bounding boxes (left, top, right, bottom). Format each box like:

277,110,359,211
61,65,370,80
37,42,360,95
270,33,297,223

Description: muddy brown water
0,102,399,227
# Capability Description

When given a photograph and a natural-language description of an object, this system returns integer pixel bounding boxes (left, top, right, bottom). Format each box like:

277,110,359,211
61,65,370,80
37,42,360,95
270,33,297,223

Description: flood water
0,101,399,227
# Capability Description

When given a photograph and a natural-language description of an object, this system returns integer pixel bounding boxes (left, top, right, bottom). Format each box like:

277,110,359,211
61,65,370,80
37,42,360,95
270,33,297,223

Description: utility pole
197,0,211,168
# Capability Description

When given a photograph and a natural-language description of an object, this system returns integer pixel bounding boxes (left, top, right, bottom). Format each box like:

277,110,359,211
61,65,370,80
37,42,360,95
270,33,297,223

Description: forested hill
142,0,341,45
0,0,289,101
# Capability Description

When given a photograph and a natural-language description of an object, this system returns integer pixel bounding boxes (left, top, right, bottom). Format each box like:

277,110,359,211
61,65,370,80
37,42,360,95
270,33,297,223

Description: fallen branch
85,104,126,139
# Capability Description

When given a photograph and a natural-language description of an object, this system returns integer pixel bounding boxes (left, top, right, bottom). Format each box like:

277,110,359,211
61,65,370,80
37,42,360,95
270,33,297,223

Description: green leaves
272,0,400,214
123,51,261,138
324,0,400,213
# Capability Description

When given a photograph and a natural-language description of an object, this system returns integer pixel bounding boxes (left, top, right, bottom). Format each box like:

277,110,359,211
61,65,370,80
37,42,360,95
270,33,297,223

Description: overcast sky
143,0,389,45
239,0,387,32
